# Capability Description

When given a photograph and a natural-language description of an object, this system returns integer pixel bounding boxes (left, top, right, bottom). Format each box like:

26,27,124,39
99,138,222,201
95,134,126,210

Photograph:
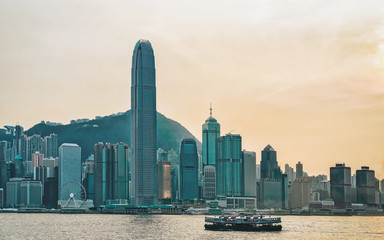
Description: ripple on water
0,214,383,240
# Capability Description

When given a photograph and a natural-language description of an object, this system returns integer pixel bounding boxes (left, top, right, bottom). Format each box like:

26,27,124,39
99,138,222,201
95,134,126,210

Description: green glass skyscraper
216,134,243,197
202,105,220,166
179,139,199,200
131,39,157,206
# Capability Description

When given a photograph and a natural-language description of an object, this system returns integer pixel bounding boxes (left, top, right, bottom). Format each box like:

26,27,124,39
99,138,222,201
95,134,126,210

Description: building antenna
210,102,212,118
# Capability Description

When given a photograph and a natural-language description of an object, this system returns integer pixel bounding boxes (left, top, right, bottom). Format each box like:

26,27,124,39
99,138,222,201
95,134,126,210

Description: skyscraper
203,165,216,199
131,39,157,206
94,143,112,207
26,134,44,163
289,178,310,209
356,166,376,205
58,143,81,201
0,145,6,194
179,139,199,200
243,151,256,197
44,133,58,158
216,134,243,197
202,105,220,166
330,163,352,208
296,161,303,179
157,161,171,202
260,145,282,180
32,151,44,169
14,125,24,155
112,143,129,202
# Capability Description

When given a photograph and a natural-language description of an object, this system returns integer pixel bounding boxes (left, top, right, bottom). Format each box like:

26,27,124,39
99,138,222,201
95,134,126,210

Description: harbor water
0,214,383,239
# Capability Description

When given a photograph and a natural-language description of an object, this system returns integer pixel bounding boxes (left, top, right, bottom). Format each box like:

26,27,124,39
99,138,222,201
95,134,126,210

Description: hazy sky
1,0,384,179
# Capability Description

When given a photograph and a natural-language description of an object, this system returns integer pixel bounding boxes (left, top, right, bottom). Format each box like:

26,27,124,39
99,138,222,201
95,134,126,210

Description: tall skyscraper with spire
131,39,157,206
202,104,220,166
202,104,220,199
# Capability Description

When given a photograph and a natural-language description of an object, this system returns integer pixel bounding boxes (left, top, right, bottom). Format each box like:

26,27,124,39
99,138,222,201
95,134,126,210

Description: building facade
179,139,199,200
202,106,220,166
330,163,352,208
243,151,256,197
260,145,282,180
203,165,216,199
356,166,376,205
289,178,310,209
258,174,289,209
44,133,58,158
216,134,243,197
296,161,303,179
131,39,157,206
58,143,81,201
94,143,130,206
157,161,171,202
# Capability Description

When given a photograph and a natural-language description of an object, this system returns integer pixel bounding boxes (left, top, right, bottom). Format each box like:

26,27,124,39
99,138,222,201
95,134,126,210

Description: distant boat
204,215,282,231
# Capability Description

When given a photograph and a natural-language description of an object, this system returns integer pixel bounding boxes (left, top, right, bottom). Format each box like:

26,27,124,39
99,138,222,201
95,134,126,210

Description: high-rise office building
243,151,256,197
203,165,216,199
112,143,129,201
58,143,81,201
289,178,310,209
260,145,282,180
15,125,24,155
41,157,57,178
381,179,384,193
257,174,289,209
93,143,111,206
19,134,27,162
356,166,376,205
32,151,44,169
171,167,179,201
14,154,24,178
330,163,352,208
256,164,261,181
94,143,130,206
216,134,243,197
202,106,220,200
296,161,303,179
284,164,295,182
26,134,44,162
179,139,199,200
20,180,43,208
0,188,3,208
44,133,58,158
202,105,220,166
6,178,23,208
83,155,95,201
157,161,171,202
43,167,58,209
131,39,157,206
0,141,12,163
0,146,6,194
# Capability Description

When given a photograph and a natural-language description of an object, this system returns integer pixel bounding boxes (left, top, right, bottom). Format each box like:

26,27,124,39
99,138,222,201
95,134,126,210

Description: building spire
210,102,212,118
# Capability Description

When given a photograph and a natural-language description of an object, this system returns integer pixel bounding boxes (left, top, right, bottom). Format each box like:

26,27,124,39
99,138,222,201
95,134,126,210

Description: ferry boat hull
204,215,282,232
205,223,282,231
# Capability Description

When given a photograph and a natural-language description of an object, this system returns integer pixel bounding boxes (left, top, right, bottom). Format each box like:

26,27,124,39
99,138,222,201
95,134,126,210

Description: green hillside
16,110,201,160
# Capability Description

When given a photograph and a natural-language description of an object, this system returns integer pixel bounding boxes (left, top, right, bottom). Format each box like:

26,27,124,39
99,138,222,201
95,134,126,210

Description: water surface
0,214,383,239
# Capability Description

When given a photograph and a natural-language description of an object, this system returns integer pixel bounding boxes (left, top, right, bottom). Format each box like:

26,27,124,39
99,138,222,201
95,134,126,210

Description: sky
1,0,384,179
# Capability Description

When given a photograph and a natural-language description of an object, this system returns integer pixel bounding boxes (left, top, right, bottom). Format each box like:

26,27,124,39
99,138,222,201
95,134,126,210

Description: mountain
5,110,201,161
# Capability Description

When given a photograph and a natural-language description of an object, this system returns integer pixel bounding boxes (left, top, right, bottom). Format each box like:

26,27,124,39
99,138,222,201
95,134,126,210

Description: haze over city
1,0,384,178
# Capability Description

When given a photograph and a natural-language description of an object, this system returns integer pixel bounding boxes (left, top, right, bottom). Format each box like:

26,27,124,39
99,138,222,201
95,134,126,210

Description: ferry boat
205,215,282,231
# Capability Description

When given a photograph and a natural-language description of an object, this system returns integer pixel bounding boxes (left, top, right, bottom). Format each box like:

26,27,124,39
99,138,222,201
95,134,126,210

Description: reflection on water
0,214,383,240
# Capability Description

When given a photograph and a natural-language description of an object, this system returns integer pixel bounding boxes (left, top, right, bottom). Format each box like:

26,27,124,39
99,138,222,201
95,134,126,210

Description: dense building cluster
0,39,383,215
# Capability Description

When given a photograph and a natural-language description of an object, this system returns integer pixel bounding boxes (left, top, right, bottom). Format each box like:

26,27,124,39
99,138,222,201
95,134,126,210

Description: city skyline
1,1,384,179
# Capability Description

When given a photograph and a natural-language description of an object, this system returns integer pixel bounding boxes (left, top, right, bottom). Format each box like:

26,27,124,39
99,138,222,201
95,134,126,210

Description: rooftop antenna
210,102,212,118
